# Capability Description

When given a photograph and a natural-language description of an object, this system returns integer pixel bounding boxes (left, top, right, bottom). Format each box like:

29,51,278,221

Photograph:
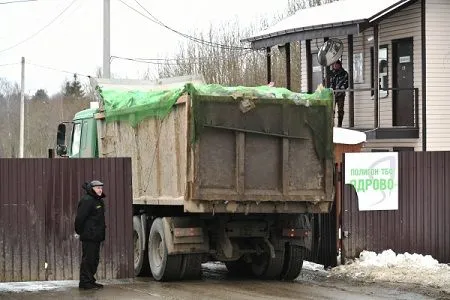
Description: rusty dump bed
96,87,334,214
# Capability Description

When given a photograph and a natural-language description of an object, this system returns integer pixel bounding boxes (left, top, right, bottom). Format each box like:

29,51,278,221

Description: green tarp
97,83,334,160
99,83,333,127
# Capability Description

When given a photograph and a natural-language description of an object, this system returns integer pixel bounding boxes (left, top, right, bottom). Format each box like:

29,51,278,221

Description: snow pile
0,280,77,293
303,261,328,273
331,250,450,292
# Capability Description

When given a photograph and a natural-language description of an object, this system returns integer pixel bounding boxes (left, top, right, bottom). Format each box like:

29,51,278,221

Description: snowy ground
0,280,77,293
303,249,450,294
0,249,448,298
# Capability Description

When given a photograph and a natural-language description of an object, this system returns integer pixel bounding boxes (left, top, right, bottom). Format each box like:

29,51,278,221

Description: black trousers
80,241,101,285
334,95,345,127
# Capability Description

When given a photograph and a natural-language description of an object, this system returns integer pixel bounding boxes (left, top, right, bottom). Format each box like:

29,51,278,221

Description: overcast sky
0,0,289,95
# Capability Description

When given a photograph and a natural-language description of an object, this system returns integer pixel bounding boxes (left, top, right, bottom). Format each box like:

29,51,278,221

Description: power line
0,0,78,54
110,50,260,66
110,56,183,66
118,0,251,51
0,0,60,4
0,0,36,4
134,0,251,51
0,62,19,67
26,62,94,78
111,55,184,62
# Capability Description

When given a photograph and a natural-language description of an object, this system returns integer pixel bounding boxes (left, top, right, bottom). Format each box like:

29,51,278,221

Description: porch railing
332,87,419,130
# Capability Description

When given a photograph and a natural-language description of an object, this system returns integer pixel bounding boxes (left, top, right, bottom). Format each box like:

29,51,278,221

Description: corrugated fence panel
342,151,450,263
0,158,133,282
310,209,338,268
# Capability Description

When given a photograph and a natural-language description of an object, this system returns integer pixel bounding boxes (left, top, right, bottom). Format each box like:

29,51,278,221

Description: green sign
345,152,398,211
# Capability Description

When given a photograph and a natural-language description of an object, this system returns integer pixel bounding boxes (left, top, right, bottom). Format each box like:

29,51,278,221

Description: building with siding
243,0,447,152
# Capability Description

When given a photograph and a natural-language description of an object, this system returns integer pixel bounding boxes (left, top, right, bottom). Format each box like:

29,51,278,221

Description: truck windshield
71,123,82,156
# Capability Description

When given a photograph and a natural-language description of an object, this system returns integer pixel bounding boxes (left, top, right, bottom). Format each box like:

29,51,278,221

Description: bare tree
0,78,20,157
0,76,92,158
23,94,91,158
157,0,338,90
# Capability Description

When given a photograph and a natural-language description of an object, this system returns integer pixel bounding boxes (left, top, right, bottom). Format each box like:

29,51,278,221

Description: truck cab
56,106,99,158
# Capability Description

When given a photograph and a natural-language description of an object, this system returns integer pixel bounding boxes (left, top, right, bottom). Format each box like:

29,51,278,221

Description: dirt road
0,263,447,300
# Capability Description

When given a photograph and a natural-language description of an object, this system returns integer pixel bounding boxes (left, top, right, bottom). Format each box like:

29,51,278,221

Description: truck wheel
280,244,304,281
148,218,183,281
180,254,203,280
251,248,285,280
225,258,252,278
133,216,145,276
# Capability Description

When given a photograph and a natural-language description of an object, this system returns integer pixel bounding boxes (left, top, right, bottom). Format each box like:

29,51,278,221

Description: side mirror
57,123,66,145
56,123,67,156
56,144,67,156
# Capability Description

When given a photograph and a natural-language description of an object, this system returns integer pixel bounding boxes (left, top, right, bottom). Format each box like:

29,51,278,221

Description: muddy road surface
0,263,447,300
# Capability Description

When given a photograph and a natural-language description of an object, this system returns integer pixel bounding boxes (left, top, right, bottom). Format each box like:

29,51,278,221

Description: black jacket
329,67,349,98
74,182,106,242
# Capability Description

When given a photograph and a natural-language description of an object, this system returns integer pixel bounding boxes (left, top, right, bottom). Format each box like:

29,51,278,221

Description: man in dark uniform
75,180,106,290
329,59,349,127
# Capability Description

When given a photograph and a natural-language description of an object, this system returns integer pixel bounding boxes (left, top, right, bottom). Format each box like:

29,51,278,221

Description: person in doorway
329,59,349,127
75,180,106,290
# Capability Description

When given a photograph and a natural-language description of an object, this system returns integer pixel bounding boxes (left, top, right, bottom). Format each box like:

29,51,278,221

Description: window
370,45,389,98
71,123,82,157
81,121,88,150
379,46,388,97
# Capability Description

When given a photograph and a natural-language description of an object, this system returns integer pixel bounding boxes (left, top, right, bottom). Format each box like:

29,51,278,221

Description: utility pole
103,0,111,78
19,56,25,158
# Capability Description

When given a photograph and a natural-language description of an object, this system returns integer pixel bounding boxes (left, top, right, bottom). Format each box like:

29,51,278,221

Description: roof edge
369,0,415,23
246,24,361,50
241,0,416,45
241,20,365,44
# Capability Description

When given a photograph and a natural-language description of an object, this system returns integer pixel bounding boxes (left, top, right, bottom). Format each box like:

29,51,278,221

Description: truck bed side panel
99,104,187,205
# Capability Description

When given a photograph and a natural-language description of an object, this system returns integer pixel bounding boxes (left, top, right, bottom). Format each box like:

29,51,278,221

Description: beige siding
351,2,423,151
426,0,450,151
298,2,423,150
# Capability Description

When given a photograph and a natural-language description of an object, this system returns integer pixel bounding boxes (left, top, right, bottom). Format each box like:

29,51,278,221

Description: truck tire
180,254,203,280
148,218,183,281
280,244,304,281
251,248,285,280
133,216,145,276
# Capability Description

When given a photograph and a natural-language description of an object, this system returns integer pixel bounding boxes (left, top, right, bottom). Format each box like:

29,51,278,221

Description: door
392,38,414,126
311,51,323,91
70,122,82,158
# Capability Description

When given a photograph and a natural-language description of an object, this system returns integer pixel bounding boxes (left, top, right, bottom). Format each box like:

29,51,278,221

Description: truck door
80,120,89,157
70,122,82,158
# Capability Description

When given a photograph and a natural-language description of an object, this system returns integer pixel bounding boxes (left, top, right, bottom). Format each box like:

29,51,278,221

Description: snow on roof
243,0,412,42
333,127,366,145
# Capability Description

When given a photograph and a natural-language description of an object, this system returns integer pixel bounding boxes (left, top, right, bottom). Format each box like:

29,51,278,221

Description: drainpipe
373,24,380,128
348,34,355,128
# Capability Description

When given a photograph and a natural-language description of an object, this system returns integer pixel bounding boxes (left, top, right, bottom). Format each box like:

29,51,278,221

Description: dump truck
54,75,335,281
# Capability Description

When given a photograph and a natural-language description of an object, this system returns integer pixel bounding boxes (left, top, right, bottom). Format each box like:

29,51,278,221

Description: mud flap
162,217,209,255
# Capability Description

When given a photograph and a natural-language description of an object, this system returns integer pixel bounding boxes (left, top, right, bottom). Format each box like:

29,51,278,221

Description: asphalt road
0,263,447,300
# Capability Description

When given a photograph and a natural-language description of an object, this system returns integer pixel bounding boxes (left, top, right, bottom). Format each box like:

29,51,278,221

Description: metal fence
341,151,450,263
309,209,337,268
0,158,133,282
